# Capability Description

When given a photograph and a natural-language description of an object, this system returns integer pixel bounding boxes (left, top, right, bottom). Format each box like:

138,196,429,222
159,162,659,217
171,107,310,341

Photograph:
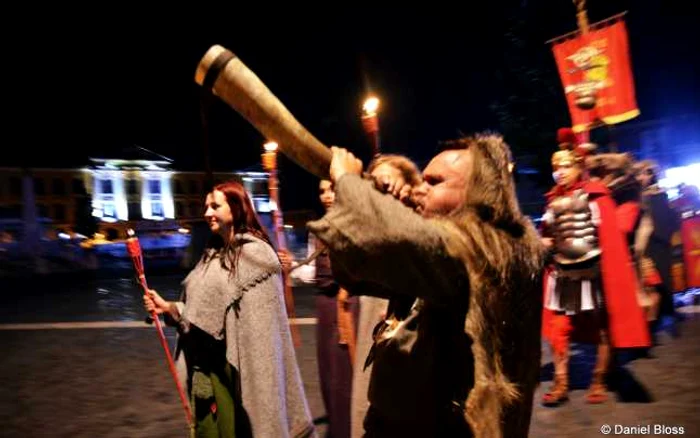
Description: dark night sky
3,1,698,211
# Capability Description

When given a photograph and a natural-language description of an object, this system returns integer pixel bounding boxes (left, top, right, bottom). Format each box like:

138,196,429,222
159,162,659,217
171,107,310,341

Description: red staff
125,229,193,431
262,141,301,347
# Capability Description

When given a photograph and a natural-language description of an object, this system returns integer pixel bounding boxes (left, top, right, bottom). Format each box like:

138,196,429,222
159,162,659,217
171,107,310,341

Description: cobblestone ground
1,275,698,437
531,310,700,437
0,325,324,438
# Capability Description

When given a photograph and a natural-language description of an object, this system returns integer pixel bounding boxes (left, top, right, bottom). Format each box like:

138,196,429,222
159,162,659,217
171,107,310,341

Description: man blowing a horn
306,134,545,437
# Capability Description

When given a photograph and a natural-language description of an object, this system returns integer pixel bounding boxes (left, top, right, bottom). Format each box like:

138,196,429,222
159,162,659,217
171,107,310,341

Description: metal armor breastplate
549,189,601,265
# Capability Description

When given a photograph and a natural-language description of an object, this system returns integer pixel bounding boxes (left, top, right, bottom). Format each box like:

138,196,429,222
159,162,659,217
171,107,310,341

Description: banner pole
545,11,628,45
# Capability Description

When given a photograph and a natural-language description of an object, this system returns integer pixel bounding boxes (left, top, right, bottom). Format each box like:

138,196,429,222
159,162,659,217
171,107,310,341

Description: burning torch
125,229,193,432
261,142,301,347
362,96,381,158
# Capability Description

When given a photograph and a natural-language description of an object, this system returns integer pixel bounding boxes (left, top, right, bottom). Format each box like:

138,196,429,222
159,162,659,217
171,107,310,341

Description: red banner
551,19,640,133
681,215,700,288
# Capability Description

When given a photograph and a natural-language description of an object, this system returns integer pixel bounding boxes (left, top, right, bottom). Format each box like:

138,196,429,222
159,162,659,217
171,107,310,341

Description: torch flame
363,97,380,116
264,141,279,152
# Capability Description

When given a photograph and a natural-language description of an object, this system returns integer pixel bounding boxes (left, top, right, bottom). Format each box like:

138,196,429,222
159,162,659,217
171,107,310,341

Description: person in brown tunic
307,134,545,437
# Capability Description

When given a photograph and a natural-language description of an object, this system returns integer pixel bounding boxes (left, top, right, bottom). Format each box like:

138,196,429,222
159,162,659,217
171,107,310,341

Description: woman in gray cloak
144,180,315,438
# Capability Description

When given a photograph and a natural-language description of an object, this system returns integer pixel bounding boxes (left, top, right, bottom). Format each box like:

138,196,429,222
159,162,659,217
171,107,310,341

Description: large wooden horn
195,44,331,179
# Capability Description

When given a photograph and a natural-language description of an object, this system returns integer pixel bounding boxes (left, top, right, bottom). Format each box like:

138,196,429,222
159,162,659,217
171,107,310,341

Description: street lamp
362,96,381,157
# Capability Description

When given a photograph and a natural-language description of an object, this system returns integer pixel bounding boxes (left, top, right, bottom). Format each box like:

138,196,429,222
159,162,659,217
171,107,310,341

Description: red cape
542,181,651,348
615,201,641,236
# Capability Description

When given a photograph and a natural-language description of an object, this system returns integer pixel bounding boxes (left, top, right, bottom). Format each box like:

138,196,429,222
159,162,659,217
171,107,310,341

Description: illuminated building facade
0,150,272,239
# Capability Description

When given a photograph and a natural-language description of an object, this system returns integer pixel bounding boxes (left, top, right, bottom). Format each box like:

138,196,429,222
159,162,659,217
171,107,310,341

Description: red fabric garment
547,311,572,355
615,201,641,235
544,312,607,354
541,181,651,349
642,267,663,287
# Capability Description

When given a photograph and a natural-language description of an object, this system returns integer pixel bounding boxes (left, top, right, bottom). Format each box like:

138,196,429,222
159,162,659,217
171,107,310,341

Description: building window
38,204,49,218
34,178,46,196
103,202,116,219
189,180,199,194
151,201,164,217
52,178,66,195
72,178,85,194
101,179,113,194
176,202,185,218
149,179,161,194
253,196,272,213
175,180,184,195
54,204,66,222
250,180,267,196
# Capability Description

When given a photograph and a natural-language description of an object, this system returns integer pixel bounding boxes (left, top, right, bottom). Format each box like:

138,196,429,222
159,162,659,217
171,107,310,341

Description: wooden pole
125,230,194,434
575,0,590,34
262,147,301,347
361,113,381,158
545,11,627,45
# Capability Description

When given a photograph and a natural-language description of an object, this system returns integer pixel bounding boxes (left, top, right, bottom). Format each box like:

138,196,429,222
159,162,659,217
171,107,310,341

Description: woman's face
204,190,234,236
319,180,335,211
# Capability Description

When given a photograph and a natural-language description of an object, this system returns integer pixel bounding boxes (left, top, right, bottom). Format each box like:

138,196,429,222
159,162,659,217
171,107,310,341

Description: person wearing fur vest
308,134,545,437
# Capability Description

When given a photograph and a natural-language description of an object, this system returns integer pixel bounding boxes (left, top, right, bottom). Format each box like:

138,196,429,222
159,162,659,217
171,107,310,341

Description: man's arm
307,174,466,304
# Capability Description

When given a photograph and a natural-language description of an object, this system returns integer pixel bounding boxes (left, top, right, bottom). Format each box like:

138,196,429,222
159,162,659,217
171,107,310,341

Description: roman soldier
541,128,650,406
